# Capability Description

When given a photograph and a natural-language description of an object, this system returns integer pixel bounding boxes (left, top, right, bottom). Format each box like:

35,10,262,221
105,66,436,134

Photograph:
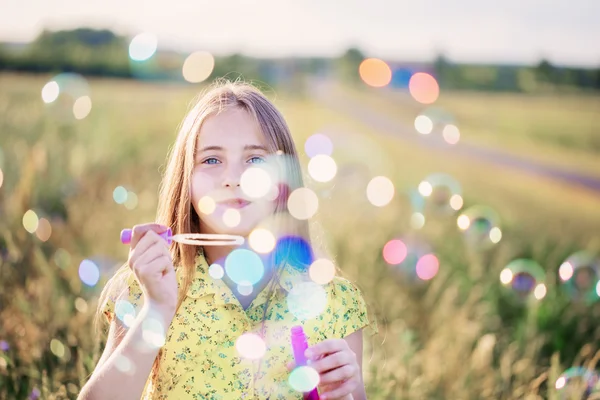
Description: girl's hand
306,338,360,400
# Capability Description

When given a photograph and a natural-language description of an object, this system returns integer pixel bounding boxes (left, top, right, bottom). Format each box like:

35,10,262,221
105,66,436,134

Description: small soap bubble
115,300,137,327
500,259,546,301
79,259,100,287
289,366,320,393
113,186,128,204
386,239,434,283
235,333,266,360
41,73,91,121
225,249,264,286
559,251,599,303
457,205,501,249
305,133,333,158
555,367,599,398
416,173,462,215
129,33,157,61
359,58,392,88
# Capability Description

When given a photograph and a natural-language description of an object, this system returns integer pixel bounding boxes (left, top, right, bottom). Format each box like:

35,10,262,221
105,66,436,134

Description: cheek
190,171,214,203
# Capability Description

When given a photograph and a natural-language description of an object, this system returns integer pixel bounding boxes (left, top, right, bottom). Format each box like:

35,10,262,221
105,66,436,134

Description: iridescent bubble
182,51,215,83
409,73,439,104
359,58,392,88
289,366,320,393
416,254,439,281
383,239,408,265
388,239,433,283
288,188,318,220
500,259,546,301
41,73,91,120
366,176,394,207
559,251,600,303
208,263,224,279
555,367,599,399
235,333,266,360
129,33,158,61
223,208,241,227
79,259,100,287
309,259,336,285
287,281,328,320
225,249,265,285
305,133,333,158
35,218,52,242
113,186,128,204
417,173,462,215
249,228,276,254
23,210,39,233
457,205,502,248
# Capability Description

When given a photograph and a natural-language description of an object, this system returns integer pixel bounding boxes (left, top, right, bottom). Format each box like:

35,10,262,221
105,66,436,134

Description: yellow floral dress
103,250,376,399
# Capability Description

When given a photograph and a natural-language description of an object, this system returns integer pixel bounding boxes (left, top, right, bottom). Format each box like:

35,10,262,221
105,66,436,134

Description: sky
1,0,599,66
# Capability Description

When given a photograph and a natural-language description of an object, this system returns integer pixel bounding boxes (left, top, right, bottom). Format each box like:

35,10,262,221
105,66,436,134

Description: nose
222,162,243,188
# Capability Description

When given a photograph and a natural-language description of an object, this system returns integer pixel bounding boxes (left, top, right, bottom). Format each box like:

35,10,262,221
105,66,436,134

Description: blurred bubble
236,333,266,360
113,186,128,204
559,251,600,303
417,173,462,215
182,51,215,83
500,259,546,301
114,354,136,375
442,124,460,144
410,212,426,229
383,239,408,265
414,115,433,134
74,297,88,313
308,154,337,183
409,72,439,104
142,316,166,348
23,210,39,233
289,366,320,393
288,188,319,220
35,218,52,242
555,367,599,398
305,133,333,158
115,300,137,327
73,96,92,120
359,58,392,88
79,259,100,287
41,81,59,103
54,248,71,270
129,33,158,61
208,263,225,279
367,176,394,207
416,254,439,281
223,208,241,227
457,205,502,248
238,283,253,296
309,259,336,285
249,228,276,254
124,191,139,210
198,195,216,215
225,249,264,285
287,281,327,320
241,166,272,199
449,194,464,211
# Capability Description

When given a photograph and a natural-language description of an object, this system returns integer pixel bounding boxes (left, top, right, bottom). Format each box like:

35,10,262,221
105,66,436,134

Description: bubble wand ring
120,228,244,246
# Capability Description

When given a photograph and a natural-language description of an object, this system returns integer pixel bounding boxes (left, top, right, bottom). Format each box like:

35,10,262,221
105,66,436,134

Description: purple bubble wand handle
291,325,320,400
120,229,244,246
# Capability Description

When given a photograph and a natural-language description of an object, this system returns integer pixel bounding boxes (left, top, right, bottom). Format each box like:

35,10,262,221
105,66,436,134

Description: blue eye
202,157,221,165
249,156,265,164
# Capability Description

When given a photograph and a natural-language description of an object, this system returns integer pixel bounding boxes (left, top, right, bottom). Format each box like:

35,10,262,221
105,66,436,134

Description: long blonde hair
95,78,312,383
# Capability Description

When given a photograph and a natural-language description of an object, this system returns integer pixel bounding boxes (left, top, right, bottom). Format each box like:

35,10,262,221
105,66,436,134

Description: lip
219,198,251,209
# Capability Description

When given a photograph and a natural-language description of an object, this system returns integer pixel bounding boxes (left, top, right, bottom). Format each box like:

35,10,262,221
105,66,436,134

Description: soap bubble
555,367,599,399
457,205,502,249
41,73,91,121
558,251,599,303
500,259,546,301
416,173,462,216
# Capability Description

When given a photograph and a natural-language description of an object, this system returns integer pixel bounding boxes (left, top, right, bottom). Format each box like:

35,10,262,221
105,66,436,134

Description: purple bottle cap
291,325,304,336
120,229,132,244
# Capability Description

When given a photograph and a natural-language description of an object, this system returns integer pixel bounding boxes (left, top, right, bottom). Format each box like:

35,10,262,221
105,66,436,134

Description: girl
79,80,376,400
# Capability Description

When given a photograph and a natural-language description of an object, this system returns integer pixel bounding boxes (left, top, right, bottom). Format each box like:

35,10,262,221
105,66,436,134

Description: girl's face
191,107,277,237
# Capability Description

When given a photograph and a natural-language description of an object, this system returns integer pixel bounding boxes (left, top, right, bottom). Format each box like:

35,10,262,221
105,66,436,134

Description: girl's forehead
196,108,267,148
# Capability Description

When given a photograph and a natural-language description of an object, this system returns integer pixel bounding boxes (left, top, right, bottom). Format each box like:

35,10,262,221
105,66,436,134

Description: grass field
1,72,599,399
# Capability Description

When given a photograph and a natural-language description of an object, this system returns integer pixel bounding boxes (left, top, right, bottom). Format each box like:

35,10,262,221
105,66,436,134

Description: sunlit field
1,72,599,399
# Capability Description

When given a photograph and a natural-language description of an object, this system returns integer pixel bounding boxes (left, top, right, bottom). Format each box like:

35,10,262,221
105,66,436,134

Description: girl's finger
318,364,357,384
310,351,354,373
320,378,358,400
306,339,347,360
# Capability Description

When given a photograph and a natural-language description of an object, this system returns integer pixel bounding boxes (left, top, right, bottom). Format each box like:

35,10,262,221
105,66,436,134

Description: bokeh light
559,251,599,303
241,166,273,199
198,195,216,215
115,300,137,327
249,228,276,254
555,367,599,398
41,81,59,103
142,316,166,348
308,154,337,183
410,212,426,229
308,258,336,285
182,51,215,83
208,263,225,279
23,210,39,233
415,254,439,280
113,186,128,204
287,281,327,320
442,124,461,144
366,176,394,207
414,115,433,134
50,339,66,359
225,249,265,285
41,73,91,120
129,33,158,61
74,297,88,313
235,333,266,360
54,248,71,270
124,191,138,210
359,58,392,88
304,133,333,158
288,188,319,220
238,283,253,296
383,239,408,265
35,218,52,242
273,236,314,270
223,208,241,227
289,366,320,393
79,259,100,287
500,259,546,301
115,354,136,375
73,95,92,120
409,72,440,104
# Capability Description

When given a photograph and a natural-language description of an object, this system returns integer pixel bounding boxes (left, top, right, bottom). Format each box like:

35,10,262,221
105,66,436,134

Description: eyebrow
198,144,269,153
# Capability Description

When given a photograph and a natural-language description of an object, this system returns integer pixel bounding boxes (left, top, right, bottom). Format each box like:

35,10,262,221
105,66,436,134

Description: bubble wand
291,325,320,400
120,228,244,246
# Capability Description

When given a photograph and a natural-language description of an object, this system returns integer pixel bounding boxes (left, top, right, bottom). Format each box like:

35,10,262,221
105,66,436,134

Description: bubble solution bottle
291,325,320,400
